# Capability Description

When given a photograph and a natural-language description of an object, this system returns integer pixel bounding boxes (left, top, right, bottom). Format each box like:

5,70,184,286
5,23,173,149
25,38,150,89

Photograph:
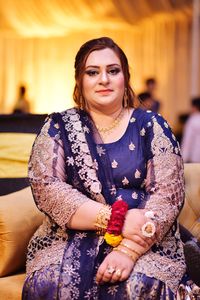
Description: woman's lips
96,89,113,95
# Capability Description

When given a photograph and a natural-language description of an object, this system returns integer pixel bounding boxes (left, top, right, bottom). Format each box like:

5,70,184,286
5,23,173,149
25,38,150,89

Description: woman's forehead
85,48,121,67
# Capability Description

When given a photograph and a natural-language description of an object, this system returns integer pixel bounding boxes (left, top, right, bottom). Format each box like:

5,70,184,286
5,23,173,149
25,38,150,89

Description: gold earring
80,94,85,110
123,88,128,108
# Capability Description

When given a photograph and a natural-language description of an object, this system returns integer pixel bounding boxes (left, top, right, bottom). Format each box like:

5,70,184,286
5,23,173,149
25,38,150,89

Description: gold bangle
94,205,111,235
120,241,140,256
113,246,137,262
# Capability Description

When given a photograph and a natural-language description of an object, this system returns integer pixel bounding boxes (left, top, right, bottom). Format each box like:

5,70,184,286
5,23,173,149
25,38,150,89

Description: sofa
0,114,200,299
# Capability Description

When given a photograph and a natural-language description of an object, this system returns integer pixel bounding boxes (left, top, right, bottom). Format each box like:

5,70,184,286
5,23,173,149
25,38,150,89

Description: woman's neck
87,106,123,129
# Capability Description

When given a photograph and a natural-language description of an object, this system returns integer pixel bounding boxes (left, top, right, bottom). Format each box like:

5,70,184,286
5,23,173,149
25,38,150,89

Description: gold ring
107,266,115,274
141,221,156,237
115,269,122,277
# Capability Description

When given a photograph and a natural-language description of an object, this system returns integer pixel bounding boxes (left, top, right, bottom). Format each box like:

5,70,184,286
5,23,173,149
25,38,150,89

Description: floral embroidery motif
134,116,185,293
172,133,176,141
111,159,118,168
122,176,129,185
110,185,117,195
130,117,136,123
66,156,74,166
164,122,169,128
107,285,119,295
96,145,106,157
132,192,138,199
129,142,135,151
135,169,141,178
140,128,146,136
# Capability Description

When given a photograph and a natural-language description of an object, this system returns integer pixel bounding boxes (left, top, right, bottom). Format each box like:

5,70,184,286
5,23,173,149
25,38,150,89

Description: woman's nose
99,71,109,84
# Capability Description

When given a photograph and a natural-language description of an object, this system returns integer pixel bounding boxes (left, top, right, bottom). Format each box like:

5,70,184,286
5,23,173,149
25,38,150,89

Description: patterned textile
23,107,194,299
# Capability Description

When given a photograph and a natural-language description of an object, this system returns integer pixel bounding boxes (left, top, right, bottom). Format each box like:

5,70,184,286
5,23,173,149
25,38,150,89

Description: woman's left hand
96,250,134,284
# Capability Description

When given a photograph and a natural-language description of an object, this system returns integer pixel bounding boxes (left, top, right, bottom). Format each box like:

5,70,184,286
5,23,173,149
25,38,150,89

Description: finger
110,268,124,283
96,264,107,283
101,269,115,283
119,268,130,282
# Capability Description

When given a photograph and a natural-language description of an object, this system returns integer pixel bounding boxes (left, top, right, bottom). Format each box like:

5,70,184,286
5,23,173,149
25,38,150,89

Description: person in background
22,37,199,299
138,92,153,111
13,85,31,114
181,97,200,163
144,78,161,113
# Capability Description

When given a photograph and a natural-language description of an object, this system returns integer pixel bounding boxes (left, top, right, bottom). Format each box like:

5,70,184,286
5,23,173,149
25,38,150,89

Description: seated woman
22,37,200,299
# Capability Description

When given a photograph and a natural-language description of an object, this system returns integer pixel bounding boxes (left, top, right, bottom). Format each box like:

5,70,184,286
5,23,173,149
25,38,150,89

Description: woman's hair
73,37,136,109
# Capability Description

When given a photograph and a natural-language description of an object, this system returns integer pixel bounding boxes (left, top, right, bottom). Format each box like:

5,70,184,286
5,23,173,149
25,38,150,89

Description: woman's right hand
122,208,157,250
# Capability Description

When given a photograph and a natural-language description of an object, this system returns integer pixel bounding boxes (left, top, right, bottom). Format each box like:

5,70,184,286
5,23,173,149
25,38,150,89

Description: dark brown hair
73,37,136,109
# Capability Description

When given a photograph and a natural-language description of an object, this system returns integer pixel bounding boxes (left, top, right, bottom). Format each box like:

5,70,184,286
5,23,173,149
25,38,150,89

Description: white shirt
181,112,200,162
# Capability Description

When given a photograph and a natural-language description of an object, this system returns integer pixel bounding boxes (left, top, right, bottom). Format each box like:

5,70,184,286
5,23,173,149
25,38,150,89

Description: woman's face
82,48,125,112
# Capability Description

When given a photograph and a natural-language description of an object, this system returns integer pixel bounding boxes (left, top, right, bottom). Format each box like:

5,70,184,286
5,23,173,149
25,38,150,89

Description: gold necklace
96,109,125,134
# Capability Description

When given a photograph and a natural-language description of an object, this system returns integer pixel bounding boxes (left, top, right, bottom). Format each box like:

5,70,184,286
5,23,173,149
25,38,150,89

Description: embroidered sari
23,107,191,299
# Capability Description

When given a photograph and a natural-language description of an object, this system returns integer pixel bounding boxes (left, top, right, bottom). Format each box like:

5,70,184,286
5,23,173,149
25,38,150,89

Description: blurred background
0,0,199,129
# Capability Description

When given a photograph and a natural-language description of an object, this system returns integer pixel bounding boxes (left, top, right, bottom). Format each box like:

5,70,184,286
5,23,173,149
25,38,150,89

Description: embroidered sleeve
28,116,90,229
141,114,185,241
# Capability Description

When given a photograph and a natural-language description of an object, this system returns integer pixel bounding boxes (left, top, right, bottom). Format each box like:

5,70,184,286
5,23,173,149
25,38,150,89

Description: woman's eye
108,68,121,75
85,70,98,76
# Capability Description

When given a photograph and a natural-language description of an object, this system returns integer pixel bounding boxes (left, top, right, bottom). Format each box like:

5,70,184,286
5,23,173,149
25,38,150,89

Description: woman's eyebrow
85,64,121,69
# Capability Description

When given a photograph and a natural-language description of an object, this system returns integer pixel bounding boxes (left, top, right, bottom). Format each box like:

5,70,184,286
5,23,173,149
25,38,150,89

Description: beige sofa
0,164,200,299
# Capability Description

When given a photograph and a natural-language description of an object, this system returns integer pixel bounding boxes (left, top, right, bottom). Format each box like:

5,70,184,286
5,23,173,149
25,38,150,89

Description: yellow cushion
0,273,25,300
0,133,36,178
179,163,200,240
0,187,44,277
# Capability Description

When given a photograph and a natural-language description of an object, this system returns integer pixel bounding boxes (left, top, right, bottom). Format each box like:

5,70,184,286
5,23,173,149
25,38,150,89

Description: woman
22,37,199,299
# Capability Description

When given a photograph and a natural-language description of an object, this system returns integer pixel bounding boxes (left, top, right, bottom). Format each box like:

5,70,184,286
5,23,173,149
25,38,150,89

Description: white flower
73,121,82,131
132,192,138,199
69,114,79,121
54,123,59,129
111,159,118,168
135,169,141,178
129,142,135,151
164,122,169,128
96,146,106,156
175,147,179,154
87,169,96,179
122,177,129,185
77,132,86,142
147,122,152,127
146,110,152,113
84,155,93,166
80,143,89,152
90,181,101,193
62,265,76,276
110,185,116,195
172,133,176,141
130,117,136,123
140,128,146,136
66,156,74,166
83,126,90,133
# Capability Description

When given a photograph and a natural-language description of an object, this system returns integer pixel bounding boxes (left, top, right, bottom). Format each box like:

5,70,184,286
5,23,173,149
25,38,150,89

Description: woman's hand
122,208,158,249
96,249,134,284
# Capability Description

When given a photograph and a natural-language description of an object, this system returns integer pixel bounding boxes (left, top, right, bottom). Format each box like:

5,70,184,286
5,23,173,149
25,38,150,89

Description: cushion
0,113,47,196
0,187,44,277
179,163,200,241
0,273,26,300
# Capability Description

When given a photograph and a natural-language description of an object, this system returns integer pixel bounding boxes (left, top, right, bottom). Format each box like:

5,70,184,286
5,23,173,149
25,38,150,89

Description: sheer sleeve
141,114,185,241
28,116,90,229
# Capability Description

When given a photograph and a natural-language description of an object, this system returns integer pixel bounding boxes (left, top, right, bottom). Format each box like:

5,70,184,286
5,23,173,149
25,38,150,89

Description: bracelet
104,199,128,247
94,205,112,235
113,246,137,262
120,241,140,257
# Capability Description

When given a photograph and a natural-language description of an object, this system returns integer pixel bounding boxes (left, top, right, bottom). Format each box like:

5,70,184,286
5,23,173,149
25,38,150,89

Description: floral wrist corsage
104,199,128,247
